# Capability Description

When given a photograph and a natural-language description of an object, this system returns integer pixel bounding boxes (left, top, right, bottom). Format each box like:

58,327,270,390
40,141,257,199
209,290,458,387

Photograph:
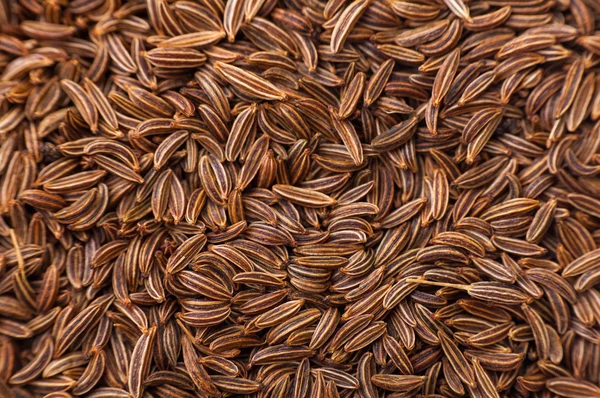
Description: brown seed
556,57,585,118
215,62,286,101
330,0,372,54
438,330,476,387
371,374,426,392
383,334,413,374
145,47,206,68
546,377,600,397
273,184,336,208
60,79,98,133
226,104,258,162
432,48,461,107
338,72,365,119
330,114,363,166
9,334,54,385
128,326,156,398
166,234,208,274
364,59,394,107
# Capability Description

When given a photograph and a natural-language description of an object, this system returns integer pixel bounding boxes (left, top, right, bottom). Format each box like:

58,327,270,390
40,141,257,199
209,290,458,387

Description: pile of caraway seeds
1,0,600,397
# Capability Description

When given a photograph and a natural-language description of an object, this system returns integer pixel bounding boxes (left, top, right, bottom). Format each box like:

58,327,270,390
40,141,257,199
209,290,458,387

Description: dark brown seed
439,330,476,387
371,374,426,392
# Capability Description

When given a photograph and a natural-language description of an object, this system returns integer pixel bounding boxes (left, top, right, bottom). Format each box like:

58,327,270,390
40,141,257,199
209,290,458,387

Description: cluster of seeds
1,0,600,397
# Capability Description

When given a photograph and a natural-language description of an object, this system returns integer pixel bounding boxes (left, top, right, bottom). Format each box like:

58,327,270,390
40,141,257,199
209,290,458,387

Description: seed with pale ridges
128,326,156,398
371,374,426,392
9,334,53,385
215,62,286,100
546,377,600,397
60,79,98,133
145,47,206,68
431,48,461,107
330,0,372,54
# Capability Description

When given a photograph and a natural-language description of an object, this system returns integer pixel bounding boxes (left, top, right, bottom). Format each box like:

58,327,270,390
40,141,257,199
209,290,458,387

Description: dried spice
0,0,600,397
